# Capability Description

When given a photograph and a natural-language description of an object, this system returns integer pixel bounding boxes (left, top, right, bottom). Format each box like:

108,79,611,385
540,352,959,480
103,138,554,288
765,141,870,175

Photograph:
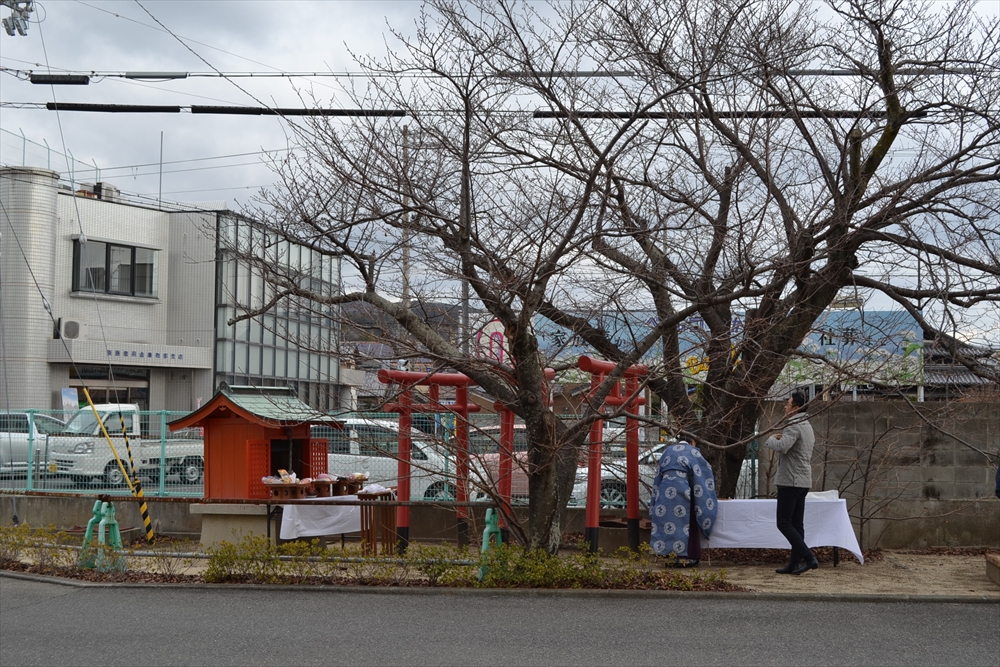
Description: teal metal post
158,411,167,496
78,500,103,568
95,502,126,573
25,410,35,491
477,507,503,582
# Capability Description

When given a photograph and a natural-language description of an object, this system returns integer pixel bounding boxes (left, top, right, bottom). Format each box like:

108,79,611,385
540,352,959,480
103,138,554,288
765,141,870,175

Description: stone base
986,553,1000,587
189,504,276,549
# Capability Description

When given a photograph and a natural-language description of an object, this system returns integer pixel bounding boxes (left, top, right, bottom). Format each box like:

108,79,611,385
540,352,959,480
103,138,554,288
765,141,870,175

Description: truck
48,404,204,486
0,411,66,476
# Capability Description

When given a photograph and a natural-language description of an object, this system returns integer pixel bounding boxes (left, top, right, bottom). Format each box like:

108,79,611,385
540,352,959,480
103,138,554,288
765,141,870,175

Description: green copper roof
220,384,342,424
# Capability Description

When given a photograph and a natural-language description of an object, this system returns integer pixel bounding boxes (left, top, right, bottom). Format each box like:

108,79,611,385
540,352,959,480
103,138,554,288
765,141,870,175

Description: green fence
2,408,758,502
0,409,200,497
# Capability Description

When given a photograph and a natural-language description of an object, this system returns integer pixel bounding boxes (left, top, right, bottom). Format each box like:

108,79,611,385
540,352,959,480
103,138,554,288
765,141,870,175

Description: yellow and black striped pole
114,406,154,544
82,388,155,544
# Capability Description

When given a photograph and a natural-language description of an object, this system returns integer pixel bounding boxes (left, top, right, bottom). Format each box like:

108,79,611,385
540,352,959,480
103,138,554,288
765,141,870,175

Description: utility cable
0,228,18,524
133,0,280,113
74,0,291,74
36,17,143,508
37,15,117,394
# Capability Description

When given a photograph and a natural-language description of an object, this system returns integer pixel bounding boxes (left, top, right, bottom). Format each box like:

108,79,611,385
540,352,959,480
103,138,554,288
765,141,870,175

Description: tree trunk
525,412,581,553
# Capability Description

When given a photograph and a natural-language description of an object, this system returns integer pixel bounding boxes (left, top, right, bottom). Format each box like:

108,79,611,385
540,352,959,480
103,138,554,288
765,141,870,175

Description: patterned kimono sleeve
689,447,719,538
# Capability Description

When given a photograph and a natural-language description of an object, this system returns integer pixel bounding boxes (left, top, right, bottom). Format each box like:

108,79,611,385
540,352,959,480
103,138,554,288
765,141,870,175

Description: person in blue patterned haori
649,440,719,567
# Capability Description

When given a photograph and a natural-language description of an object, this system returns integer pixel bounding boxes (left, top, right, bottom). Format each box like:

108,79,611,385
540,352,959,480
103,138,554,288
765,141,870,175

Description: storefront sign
107,348,184,361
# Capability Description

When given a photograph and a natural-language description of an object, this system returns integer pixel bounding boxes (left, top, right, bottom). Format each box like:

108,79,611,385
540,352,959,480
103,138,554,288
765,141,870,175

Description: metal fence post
159,411,167,496
25,410,35,491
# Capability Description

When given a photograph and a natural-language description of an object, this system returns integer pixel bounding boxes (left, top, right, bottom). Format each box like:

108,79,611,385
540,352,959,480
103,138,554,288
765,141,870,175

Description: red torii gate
377,369,481,551
577,355,648,553
379,368,558,550
381,362,645,553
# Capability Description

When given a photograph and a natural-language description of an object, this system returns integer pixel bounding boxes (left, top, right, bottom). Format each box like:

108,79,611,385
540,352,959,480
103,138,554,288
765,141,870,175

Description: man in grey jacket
764,391,818,575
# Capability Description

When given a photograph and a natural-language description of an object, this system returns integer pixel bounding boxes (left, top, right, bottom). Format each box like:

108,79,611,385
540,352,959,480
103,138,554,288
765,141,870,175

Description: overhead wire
72,0,290,74
132,0,307,112
1,63,255,105
35,14,121,407
18,17,181,503
100,147,292,171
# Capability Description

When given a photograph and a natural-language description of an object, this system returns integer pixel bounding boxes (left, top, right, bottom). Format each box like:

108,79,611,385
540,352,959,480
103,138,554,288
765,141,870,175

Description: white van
0,412,65,475
311,418,456,501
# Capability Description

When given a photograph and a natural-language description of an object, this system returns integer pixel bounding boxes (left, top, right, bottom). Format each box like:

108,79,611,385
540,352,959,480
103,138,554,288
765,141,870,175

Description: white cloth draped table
703,498,864,564
279,495,361,540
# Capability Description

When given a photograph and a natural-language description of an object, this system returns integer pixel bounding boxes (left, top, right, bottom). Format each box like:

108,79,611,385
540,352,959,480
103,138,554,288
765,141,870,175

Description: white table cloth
279,495,361,540
704,497,864,564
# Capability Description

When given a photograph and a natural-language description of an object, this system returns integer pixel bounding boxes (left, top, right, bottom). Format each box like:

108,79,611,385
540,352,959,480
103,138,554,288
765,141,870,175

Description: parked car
311,418,457,501
468,422,658,506
0,412,65,476
48,404,204,486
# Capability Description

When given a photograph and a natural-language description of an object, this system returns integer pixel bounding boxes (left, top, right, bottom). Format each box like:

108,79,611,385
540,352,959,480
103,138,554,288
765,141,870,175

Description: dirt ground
695,550,1000,598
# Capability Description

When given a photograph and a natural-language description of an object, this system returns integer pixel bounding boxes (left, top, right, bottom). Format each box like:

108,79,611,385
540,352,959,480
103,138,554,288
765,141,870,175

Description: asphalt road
1,577,997,667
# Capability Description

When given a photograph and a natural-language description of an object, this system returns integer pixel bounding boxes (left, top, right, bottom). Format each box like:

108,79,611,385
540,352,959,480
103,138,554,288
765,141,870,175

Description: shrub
204,534,282,583
0,523,32,566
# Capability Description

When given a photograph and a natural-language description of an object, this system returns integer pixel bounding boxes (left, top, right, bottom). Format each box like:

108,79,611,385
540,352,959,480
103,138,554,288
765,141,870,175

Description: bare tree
231,0,999,552
513,0,1000,494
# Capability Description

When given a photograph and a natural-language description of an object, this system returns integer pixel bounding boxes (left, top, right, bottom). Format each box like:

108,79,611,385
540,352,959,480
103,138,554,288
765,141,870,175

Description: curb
3,570,998,603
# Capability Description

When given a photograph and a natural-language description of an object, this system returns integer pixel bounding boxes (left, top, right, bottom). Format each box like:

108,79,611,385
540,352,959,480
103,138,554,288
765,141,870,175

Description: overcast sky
1,0,424,209
3,1,999,344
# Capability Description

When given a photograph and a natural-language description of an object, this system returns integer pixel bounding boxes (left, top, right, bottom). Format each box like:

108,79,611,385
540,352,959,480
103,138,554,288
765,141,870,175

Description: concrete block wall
761,401,999,549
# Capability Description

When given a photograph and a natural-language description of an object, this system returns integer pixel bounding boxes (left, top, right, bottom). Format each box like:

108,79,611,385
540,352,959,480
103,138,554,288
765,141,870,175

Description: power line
35,102,405,116
3,64,988,84
131,0,271,111
160,184,269,196
2,65,444,80
72,0,288,73
9,101,924,120
98,148,291,172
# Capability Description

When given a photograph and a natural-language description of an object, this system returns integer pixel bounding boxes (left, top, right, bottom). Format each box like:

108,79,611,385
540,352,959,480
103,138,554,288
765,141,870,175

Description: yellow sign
686,356,709,373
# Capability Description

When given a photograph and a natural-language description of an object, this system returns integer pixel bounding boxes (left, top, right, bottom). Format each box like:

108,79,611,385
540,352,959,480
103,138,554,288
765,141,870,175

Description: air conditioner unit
93,182,120,202
58,320,88,340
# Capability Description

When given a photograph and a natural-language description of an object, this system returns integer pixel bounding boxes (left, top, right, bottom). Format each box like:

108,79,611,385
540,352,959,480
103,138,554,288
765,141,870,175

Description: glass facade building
214,214,343,411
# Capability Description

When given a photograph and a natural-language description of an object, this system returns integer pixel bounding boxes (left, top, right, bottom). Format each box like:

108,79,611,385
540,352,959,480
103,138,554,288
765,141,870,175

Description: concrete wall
759,400,1000,549
1,495,203,539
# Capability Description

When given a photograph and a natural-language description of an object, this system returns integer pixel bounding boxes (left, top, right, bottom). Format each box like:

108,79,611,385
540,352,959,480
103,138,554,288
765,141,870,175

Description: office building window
73,240,158,298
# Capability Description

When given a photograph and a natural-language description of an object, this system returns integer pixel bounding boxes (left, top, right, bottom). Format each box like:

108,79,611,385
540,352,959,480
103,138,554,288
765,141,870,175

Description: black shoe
790,556,819,575
775,562,799,574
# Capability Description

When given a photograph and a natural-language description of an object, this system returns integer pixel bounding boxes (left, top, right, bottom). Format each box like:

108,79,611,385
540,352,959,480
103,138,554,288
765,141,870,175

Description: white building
0,166,361,413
